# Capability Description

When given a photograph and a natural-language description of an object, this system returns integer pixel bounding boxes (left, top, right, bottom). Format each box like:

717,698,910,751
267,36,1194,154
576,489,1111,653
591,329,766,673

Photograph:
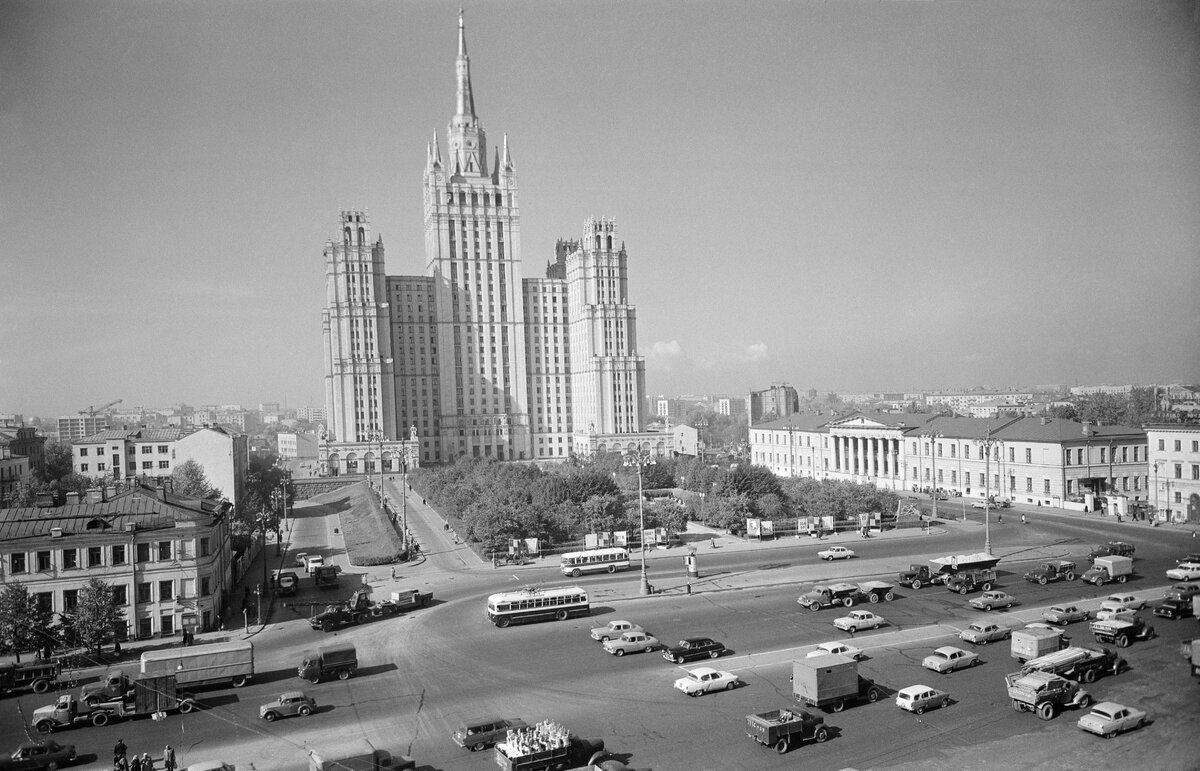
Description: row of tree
409,454,900,552
0,578,122,662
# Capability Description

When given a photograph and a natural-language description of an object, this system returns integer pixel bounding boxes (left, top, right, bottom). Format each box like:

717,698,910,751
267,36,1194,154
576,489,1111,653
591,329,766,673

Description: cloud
744,343,769,362
643,340,689,370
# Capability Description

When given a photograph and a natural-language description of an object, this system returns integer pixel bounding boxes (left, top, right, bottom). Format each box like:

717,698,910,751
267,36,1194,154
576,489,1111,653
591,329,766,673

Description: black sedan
662,637,727,664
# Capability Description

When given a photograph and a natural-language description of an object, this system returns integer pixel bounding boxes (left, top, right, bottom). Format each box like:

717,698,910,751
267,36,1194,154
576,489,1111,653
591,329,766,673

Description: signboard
614,531,629,547
746,518,761,537
585,533,599,550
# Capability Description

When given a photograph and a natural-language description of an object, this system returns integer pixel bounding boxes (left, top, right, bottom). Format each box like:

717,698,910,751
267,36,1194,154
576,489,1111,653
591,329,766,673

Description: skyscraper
319,14,656,476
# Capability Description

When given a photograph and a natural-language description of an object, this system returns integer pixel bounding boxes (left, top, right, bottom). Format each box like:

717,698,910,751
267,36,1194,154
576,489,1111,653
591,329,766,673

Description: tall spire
446,10,486,177
454,9,476,123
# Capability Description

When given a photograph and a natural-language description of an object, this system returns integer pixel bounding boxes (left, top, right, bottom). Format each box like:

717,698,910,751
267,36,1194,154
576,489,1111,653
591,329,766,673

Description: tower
422,12,530,461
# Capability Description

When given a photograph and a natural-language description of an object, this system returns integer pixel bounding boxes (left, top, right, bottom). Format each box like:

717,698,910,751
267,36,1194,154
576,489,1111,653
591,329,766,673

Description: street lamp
623,448,656,596
920,431,943,521
974,426,999,555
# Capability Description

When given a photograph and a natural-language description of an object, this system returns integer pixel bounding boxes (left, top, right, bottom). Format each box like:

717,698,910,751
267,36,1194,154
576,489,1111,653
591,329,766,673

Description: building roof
74,429,139,444
0,484,229,543
992,417,1143,443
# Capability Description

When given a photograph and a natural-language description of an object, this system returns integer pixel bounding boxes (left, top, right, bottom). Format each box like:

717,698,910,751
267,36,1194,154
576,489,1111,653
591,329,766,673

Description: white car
1077,701,1148,738
1100,594,1145,614
1165,562,1200,582
590,620,643,642
832,610,886,633
806,641,863,660
303,554,324,574
922,646,979,673
817,546,855,561
672,666,739,696
294,552,309,567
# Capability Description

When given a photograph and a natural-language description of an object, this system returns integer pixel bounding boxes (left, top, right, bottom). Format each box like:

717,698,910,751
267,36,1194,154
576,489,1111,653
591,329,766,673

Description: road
3,491,1196,771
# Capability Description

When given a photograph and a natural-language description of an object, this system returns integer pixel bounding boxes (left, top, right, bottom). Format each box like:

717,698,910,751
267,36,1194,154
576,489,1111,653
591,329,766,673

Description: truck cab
80,671,134,707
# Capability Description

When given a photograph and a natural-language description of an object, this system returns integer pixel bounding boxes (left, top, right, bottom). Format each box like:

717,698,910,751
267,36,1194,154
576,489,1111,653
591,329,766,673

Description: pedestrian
163,745,176,771
846,625,855,638
1021,513,1026,524
114,740,127,763
141,753,153,771
130,755,142,771
390,566,396,579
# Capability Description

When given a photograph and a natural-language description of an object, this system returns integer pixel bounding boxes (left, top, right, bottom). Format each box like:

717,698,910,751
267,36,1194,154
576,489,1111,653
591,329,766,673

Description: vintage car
259,691,317,722
922,646,979,673
590,620,643,642
602,631,660,657
1,741,77,771
1165,562,1200,582
959,622,1010,645
895,685,952,714
293,552,309,567
832,610,886,633
452,717,528,752
662,637,726,664
181,763,235,771
1077,702,1147,738
806,641,863,660
1043,605,1090,625
1100,594,1146,613
817,546,856,561
673,667,739,696
969,591,1018,611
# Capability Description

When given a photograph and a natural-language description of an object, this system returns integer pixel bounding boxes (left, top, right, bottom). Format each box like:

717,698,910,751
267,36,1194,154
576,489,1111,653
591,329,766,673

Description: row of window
36,575,211,614
8,538,210,574
1157,438,1200,453
79,460,170,472
79,445,171,457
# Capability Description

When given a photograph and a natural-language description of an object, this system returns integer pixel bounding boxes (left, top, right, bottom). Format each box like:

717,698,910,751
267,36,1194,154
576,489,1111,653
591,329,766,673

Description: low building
0,425,46,474
0,447,32,509
1146,425,1200,523
0,483,234,639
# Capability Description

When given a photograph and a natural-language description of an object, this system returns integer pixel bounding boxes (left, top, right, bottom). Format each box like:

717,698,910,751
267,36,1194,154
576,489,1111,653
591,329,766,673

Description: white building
1145,425,1200,523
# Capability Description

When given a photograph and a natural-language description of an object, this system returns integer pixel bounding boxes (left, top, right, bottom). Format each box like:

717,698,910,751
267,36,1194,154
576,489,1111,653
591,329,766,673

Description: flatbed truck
745,708,829,754
32,674,196,733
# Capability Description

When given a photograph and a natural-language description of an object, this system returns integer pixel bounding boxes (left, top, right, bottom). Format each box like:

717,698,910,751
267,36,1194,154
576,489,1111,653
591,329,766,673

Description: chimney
50,527,63,538
124,522,136,532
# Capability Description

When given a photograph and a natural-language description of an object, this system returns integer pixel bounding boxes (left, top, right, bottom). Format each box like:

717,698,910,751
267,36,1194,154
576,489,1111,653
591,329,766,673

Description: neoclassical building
319,14,658,475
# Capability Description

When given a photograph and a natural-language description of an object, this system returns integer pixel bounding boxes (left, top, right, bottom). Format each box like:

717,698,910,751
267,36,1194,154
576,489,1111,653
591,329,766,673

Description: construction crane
80,399,122,416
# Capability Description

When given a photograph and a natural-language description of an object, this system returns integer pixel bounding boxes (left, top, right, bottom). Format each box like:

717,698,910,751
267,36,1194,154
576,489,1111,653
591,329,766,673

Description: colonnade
831,434,902,480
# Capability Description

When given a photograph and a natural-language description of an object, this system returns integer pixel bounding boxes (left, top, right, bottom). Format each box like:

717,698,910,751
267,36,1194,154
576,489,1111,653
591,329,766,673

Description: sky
2,0,1199,419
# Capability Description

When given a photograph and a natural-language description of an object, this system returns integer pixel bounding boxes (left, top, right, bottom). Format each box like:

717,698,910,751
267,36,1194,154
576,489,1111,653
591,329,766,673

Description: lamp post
624,448,655,596
921,431,943,520
974,426,999,555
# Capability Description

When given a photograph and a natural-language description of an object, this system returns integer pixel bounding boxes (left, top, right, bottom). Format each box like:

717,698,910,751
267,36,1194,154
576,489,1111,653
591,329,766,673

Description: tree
38,441,75,484
66,578,123,658
9,477,49,507
171,460,222,499
0,582,51,662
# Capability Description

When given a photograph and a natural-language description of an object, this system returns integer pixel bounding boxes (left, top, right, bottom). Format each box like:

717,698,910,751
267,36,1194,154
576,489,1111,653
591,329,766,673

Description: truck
493,721,606,771
1004,670,1091,720
140,640,254,689
1081,555,1133,586
0,660,69,697
276,571,300,596
1021,646,1125,683
1185,638,1200,678
310,587,433,632
1023,560,1077,585
945,568,998,595
896,564,952,589
298,644,357,683
745,708,829,754
79,671,135,707
1011,627,1069,662
928,552,1001,575
1090,614,1155,648
797,581,895,611
32,674,197,733
314,565,340,589
791,654,882,713
1088,541,1135,560
308,740,415,771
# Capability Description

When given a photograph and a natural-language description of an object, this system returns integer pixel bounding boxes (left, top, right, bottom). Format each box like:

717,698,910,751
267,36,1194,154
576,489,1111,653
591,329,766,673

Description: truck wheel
31,678,49,694
1116,635,1130,648
866,687,880,703
869,593,879,604
263,711,278,722
814,727,829,743
1077,693,1091,709
832,699,845,712
321,622,333,633
1116,575,1127,584
1012,699,1024,712
843,597,854,608
809,602,821,612
912,579,922,590
470,743,486,752
309,676,321,685
34,721,53,734
1081,668,1097,684
232,675,248,688
338,669,351,681
982,583,993,592
774,738,790,754
179,699,196,714
496,617,511,628
1039,577,1048,586
1096,577,1105,586
1065,572,1075,581
884,591,895,601
555,610,569,621
959,587,969,596
1036,702,1055,721
299,705,312,717
92,712,110,727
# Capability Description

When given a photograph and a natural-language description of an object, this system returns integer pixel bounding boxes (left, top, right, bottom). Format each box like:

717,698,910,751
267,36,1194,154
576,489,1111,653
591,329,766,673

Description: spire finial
454,10,475,120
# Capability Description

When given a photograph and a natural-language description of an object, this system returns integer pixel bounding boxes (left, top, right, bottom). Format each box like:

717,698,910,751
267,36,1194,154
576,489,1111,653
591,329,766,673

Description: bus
485,586,589,628
559,547,631,578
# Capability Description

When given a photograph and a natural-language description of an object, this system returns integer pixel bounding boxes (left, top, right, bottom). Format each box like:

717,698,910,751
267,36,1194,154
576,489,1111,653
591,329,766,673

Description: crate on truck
0,660,66,697
140,640,253,689
493,721,605,771
745,708,829,754
791,655,881,712
1005,670,1091,721
1090,615,1155,648
1011,627,1069,662
945,568,998,595
32,675,197,733
1021,646,1124,683
310,587,433,632
1081,556,1133,586
1023,560,1077,584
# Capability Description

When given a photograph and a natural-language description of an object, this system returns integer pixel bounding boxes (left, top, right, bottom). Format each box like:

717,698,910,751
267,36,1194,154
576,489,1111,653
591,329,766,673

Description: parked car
1024,622,1071,641
922,646,979,673
303,555,325,574
1,740,77,771
1100,594,1146,613
182,763,235,771
895,685,952,714
590,620,643,642
1165,562,1200,582
817,546,855,561
969,591,1017,611
1166,582,1200,601
662,637,726,664
1175,553,1200,564
806,641,863,660
1043,605,1090,625
832,610,886,633
673,666,739,696
259,691,317,722
602,631,660,656
452,717,528,752
293,552,309,567
1077,702,1148,738
959,623,1010,645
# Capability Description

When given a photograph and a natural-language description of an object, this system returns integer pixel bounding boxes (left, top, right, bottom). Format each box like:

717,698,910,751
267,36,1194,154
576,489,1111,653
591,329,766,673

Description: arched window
344,227,351,246
496,193,503,206
595,235,601,250
358,227,365,245
606,235,613,250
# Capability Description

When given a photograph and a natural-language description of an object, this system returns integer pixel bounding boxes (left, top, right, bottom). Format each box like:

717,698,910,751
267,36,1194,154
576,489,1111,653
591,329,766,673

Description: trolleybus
485,586,590,628
559,547,631,577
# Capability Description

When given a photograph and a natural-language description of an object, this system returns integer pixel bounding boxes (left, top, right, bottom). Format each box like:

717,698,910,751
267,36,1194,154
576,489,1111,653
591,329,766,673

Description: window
1077,448,1084,465
62,549,78,570
200,538,210,557
937,443,943,457
158,461,169,469
1158,439,1165,451
1193,441,1199,453
136,543,150,563
88,546,103,568
141,445,153,454
80,447,89,457
138,617,153,638
10,553,26,573
1044,479,1051,494
136,582,152,603
1009,447,1015,462
158,541,172,560
201,577,211,597
1100,448,1106,464
161,614,175,635
142,461,153,470
1193,465,1199,481
158,445,169,453
36,551,51,571
1065,450,1071,466
112,585,128,606
1175,491,1183,504
63,589,79,612
35,592,53,614
112,544,126,565
950,445,956,459
97,463,106,471
80,463,89,472
1025,477,1033,492
1025,448,1032,463
1175,440,1182,452
159,580,173,601
1176,464,1183,479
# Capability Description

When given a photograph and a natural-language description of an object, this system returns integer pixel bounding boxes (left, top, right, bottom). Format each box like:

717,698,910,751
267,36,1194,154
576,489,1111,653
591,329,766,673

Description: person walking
163,746,176,771
114,740,127,764
130,755,142,771
140,753,153,771
1021,513,1026,524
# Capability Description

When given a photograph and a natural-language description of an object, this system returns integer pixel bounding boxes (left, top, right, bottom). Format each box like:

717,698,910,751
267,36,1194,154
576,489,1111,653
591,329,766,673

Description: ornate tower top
448,11,486,177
